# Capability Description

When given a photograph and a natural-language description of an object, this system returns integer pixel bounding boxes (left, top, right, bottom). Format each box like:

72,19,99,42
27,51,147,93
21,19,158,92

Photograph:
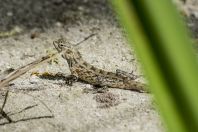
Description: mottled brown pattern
53,38,147,92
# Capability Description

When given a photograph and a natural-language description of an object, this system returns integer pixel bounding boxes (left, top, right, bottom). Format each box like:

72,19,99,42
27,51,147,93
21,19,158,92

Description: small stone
7,12,13,17
29,75,39,84
55,22,63,27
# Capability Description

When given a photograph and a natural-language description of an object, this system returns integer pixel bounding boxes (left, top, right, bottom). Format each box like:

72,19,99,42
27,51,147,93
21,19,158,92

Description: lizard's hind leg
93,76,110,93
83,76,109,94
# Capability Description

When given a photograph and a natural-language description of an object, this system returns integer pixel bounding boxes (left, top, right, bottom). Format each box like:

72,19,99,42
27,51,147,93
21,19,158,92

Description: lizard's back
70,58,146,92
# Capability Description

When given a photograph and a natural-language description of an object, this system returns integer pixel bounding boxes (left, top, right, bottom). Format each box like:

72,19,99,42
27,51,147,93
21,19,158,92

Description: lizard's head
53,38,82,61
53,38,72,52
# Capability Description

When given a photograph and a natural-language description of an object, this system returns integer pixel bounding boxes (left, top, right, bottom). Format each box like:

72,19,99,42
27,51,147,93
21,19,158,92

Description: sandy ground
0,0,197,132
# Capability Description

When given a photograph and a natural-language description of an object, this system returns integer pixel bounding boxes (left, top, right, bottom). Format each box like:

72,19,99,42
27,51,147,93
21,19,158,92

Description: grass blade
111,0,198,132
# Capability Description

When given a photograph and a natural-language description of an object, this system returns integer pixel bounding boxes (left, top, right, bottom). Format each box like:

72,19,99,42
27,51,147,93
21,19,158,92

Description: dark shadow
0,0,113,31
0,115,54,125
38,72,67,81
0,104,54,125
0,91,54,125
7,104,38,117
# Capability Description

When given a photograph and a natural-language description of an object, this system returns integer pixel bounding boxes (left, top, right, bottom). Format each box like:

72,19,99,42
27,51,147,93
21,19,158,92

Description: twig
74,33,97,46
2,90,9,109
25,93,54,116
0,90,12,122
0,54,58,89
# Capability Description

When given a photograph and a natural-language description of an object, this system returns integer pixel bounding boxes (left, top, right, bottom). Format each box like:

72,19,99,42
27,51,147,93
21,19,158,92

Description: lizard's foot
116,69,141,80
65,75,78,86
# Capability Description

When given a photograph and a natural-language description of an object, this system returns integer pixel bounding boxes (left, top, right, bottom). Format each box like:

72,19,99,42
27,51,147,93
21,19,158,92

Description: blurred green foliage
111,0,198,132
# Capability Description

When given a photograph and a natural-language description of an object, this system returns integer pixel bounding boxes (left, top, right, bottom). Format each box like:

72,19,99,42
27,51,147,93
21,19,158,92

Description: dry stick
74,33,97,46
1,90,9,109
25,93,54,117
0,108,12,123
0,90,12,122
0,54,59,89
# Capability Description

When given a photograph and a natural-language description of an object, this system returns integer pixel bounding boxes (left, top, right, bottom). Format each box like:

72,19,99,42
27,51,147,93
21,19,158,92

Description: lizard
52,38,148,92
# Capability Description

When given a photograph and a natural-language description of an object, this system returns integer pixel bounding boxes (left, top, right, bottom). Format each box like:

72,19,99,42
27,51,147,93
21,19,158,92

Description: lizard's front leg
54,57,78,86
64,66,79,86
55,71,78,86
64,74,78,86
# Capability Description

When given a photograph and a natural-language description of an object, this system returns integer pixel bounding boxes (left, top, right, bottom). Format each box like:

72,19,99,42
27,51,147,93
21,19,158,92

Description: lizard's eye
60,44,64,47
58,40,63,45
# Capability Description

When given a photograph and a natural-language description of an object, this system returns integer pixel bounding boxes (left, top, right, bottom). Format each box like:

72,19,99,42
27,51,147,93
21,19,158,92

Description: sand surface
0,0,197,132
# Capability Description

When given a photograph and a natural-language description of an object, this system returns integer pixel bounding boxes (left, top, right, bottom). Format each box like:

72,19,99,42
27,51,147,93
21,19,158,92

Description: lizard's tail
126,81,149,93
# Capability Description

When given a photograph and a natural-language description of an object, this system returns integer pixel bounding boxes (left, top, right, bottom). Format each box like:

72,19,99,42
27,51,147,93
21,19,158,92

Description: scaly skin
53,38,147,92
